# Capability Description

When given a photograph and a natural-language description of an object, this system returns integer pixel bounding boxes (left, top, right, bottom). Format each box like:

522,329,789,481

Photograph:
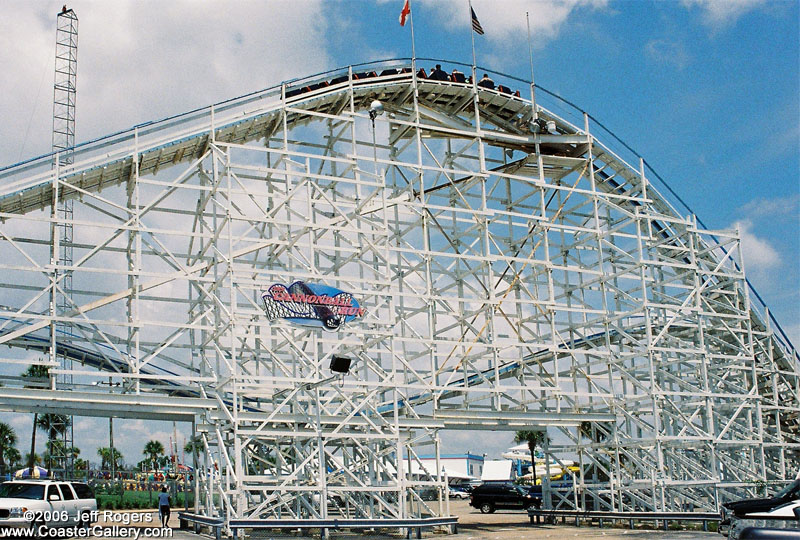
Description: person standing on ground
158,486,171,528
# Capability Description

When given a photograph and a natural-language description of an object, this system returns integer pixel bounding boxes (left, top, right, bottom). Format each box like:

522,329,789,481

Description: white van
0,480,97,532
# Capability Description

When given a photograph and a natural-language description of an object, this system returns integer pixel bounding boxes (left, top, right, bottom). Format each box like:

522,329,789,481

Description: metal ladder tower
51,5,78,478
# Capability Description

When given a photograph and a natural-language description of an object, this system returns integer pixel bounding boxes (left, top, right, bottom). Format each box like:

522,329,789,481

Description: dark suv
469,483,540,513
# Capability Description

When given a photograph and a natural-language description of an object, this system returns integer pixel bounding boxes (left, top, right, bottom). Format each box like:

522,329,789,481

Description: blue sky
363,0,800,344
0,0,797,463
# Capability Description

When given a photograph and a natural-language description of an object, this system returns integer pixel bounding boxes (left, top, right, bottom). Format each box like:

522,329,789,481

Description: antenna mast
526,11,538,120
52,4,78,478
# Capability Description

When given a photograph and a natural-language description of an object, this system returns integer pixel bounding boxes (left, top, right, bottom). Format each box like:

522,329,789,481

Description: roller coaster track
0,59,797,522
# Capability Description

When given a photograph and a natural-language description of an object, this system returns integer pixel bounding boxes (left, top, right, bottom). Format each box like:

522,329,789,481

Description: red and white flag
399,0,411,26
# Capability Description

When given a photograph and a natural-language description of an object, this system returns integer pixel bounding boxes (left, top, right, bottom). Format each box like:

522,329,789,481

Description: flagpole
400,0,416,71
526,11,538,120
410,9,417,66
468,0,484,181
468,0,477,85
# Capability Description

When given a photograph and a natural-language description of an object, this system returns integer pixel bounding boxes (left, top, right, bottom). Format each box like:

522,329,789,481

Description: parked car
745,500,800,519
418,487,439,501
726,500,800,539
719,479,800,535
0,480,97,532
469,483,540,513
448,486,470,500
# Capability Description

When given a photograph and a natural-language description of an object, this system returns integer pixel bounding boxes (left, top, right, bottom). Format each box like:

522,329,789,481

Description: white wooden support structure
0,59,797,529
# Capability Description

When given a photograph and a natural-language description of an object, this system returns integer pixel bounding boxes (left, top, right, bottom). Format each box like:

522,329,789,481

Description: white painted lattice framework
0,59,797,526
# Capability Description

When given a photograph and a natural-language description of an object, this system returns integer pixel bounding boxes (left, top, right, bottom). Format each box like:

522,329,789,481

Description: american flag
471,7,484,35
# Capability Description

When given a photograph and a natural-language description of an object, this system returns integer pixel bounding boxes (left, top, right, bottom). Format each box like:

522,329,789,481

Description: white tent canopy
481,459,513,482
500,445,577,475
501,444,532,461
441,467,475,480
396,460,476,480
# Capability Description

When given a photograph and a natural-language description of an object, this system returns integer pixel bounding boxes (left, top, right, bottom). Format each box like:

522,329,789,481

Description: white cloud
0,0,332,167
419,0,608,43
682,0,767,28
734,219,780,275
645,39,690,70
440,429,515,460
740,194,800,219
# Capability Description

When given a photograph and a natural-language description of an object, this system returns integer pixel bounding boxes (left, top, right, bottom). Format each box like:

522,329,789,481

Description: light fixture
273,355,353,399
330,355,351,374
368,99,384,121
529,117,548,134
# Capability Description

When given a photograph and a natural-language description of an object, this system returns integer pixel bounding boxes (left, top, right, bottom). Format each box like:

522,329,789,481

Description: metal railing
179,512,458,540
528,507,721,532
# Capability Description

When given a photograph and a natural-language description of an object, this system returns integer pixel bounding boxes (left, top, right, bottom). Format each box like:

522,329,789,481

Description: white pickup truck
0,480,97,533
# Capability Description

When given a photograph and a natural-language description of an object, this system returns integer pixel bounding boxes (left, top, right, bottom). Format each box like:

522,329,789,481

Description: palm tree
184,434,203,476
97,447,123,472
36,414,71,471
514,430,548,486
5,447,21,472
24,453,41,467
21,365,50,470
97,447,110,470
143,440,165,469
59,446,82,478
110,448,123,471
73,458,88,479
0,422,18,475
184,435,203,456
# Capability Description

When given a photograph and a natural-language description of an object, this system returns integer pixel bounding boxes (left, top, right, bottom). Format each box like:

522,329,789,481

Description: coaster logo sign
262,281,364,331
